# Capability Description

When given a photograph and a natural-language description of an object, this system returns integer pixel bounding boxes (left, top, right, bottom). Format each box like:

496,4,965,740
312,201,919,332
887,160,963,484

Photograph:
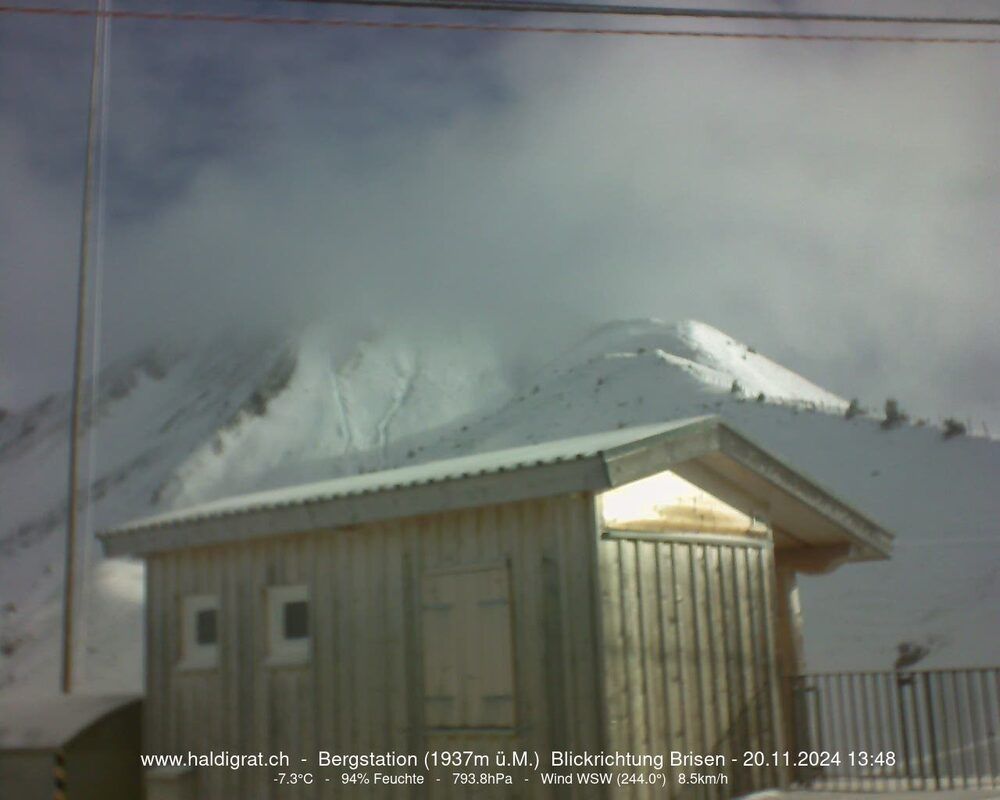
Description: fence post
896,673,914,789
790,676,814,786
794,667,999,792
922,672,942,790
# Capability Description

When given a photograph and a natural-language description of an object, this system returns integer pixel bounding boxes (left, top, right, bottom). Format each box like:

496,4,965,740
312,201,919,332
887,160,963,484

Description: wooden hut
0,694,141,799
100,415,892,799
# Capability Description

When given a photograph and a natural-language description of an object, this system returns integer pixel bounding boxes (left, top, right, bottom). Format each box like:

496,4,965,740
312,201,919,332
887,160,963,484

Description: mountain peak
560,317,845,410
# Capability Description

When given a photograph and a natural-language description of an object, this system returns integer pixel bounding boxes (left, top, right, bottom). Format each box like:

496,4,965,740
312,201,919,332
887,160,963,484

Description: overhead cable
283,0,1000,27
3,5,1000,44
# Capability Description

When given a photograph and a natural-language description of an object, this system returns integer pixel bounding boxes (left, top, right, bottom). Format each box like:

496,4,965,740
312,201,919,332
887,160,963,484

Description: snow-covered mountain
1,318,997,697
0,325,511,693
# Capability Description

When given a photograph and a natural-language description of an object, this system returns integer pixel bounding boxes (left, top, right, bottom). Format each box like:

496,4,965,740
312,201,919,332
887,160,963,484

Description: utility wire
3,5,1000,44
282,0,1000,27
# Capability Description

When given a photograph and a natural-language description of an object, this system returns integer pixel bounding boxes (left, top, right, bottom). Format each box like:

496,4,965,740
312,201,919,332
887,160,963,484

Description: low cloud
3,3,998,428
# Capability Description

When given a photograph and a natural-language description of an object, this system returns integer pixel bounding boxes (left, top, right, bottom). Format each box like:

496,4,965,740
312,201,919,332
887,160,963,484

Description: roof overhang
600,420,893,560
100,416,892,561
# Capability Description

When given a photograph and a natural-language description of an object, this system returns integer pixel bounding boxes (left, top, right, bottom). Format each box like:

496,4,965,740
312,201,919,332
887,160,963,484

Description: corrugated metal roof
102,417,710,537
0,694,140,749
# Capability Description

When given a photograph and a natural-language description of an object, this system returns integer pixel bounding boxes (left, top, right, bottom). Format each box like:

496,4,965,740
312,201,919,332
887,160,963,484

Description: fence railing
788,668,1000,792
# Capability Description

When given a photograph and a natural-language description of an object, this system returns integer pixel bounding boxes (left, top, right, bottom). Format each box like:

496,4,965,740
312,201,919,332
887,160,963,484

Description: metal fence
788,668,1000,792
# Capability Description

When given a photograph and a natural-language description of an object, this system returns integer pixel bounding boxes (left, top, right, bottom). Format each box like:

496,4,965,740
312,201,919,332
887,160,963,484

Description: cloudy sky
2,0,998,429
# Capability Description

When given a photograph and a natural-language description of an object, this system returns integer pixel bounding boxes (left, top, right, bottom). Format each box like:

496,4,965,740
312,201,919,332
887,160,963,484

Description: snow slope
403,320,1000,670
0,336,297,691
1,318,997,698
162,325,509,508
554,319,847,411
0,324,509,693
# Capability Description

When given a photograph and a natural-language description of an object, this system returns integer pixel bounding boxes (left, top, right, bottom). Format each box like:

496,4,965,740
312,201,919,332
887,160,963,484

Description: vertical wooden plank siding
144,493,603,799
145,556,163,759
599,531,627,765
597,533,781,799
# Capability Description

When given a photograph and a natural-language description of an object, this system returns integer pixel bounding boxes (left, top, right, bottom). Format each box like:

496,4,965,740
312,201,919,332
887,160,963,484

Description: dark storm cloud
2,1,998,429
0,11,512,402
1,13,92,405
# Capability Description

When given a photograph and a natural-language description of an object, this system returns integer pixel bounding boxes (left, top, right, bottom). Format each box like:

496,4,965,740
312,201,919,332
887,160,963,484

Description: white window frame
266,584,310,666
179,594,219,670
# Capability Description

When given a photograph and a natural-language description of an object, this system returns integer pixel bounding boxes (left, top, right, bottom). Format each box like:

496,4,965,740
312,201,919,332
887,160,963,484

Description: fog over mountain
2,0,999,432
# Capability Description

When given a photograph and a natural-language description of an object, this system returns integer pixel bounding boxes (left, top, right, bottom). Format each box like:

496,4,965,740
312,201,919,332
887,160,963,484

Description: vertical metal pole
811,678,823,772
952,670,970,788
871,672,887,785
896,674,913,789
888,672,905,787
858,672,875,789
910,674,928,789
923,671,942,789
937,671,955,789
981,669,998,786
967,669,985,786
821,674,836,786
790,677,807,786
838,673,852,789
62,0,109,695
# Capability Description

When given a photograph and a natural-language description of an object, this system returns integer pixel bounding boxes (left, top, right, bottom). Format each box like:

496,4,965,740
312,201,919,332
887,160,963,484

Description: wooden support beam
772,560,803,786
771,542,852,784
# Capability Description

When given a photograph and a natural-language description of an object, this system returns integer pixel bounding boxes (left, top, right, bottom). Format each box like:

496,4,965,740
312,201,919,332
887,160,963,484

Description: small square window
267,585,309,666
180,595,219,670
195,608,218,645
283,600,308,640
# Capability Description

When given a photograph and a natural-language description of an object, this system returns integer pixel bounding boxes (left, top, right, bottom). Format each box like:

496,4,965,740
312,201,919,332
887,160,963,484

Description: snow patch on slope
165,323,512,506
677,320,847,410
551,318,846,408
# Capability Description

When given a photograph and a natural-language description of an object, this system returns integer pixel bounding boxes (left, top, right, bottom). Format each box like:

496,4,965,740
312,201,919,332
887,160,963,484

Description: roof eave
101,455,610,557
716,424,893,560
100,415,893,562
600,417,892,561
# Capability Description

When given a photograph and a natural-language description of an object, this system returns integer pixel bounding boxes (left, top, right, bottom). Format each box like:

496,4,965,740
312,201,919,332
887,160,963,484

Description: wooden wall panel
145,493,604,799
598,533,782,799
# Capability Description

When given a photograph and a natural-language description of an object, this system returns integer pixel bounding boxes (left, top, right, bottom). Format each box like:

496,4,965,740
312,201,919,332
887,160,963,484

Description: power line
282,0,1000,27
3,5,1000,44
